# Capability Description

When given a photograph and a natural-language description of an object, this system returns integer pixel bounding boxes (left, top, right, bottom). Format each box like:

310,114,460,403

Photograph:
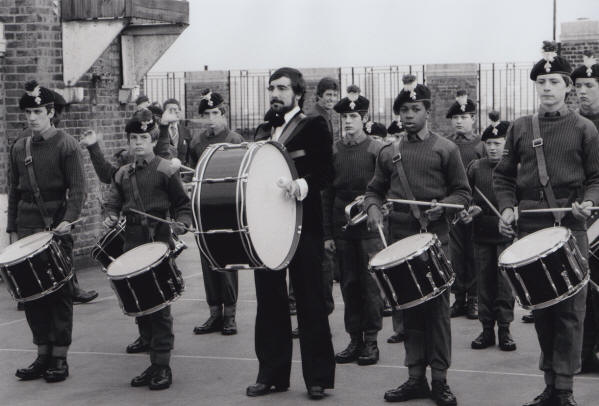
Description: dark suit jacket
159,122,192,164
255,112,334,233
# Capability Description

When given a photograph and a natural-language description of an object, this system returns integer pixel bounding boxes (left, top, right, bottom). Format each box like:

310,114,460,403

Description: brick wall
0,0,135,263
425,64,478,136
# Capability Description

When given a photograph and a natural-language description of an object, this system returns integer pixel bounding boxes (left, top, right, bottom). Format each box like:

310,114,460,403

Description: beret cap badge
402,74,418,100
542,41,558,73
583,50,597,78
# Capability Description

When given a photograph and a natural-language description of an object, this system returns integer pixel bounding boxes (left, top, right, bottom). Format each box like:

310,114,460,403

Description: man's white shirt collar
272,106,301,142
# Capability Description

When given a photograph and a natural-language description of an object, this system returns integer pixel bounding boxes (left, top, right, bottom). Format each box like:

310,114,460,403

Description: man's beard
270,99,295,114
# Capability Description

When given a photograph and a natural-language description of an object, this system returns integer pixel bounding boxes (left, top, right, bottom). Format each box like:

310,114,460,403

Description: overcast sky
151,0,599,72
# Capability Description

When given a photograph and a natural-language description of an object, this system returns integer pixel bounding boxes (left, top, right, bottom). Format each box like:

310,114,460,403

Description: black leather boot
498,326,517,351
193,315,223,334
149,365,172,390
523,386,555,406
131,364,158,387
431,379,457,406
15,355,49,380
357,341,379,366
126,336,149,354
471,328,495,349
335,338,363,364
384,377,431,402
222,316,238,335
43,357,69,383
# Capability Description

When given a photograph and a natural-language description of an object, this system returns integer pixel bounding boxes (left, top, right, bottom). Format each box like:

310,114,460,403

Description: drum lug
407,261,424,296
425,271,439,294
540,259,559,296
152,271,167,302
561,270,574,291
5,269,21,297
126,279,142,312
28,258,44,290
46,267,56,284
564,245,586,281
515,273,533,306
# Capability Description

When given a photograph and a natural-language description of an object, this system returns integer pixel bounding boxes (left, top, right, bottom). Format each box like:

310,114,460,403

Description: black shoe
289,302,297,315
384,377,431,402
581,353,599,373
387,332,405,344
383,306,393,317
471,328,495,349
498,327,517,351
466,298,478,320
307,385,325,400
523,386,555,406
450,300,467,318
149,365,172,390
357,341,379,366
72,289,98,304
522,313,535,324
292,327,299,339
126,336,149,354
131,364,158,387
193,315,223,335
43,357,69,383
431,379,457,406
554,389,577,406
222,316,237,335
246,382,288,397
335,338,363,364
15,355,49,380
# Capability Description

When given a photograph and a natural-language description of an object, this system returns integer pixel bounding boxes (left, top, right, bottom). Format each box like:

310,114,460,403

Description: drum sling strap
128,165,154,242
392,136,428,231
24,136,53,230
531,113,564,225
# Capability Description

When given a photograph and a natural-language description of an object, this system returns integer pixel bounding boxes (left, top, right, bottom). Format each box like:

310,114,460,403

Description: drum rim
369,233,437,271
514,274,589,310
117,290,184,317
90,219,126,261
498,226,571,268
106,242,170,279
393,274,455,310
0,232,55,266
10,273,73,303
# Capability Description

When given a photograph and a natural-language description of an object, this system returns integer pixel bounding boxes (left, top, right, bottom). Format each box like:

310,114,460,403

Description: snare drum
0,232,72,302
587,216,599,290
91,219,126,270
107,242,184,317
192,141,302,271
369,233,454,310
499,227,589,310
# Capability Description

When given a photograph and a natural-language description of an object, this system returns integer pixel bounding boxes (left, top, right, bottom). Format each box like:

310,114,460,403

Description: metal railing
142,71,186,114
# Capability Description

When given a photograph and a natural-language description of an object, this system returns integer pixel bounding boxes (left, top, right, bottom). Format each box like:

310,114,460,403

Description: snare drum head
0,232,53,264
499,226,570,266
369,233,434,269
245,142,300,270
107,243,169,277
588,217,599,244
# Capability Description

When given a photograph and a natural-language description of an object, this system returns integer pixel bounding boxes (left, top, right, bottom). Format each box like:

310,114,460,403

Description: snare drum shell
109,253,184,317
91,223,125,270
1,237,72,302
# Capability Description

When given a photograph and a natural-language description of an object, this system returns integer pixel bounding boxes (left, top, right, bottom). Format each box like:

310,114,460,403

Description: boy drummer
103,109,192,390
494,41,599,406
365,75,470,405
8,80,86,383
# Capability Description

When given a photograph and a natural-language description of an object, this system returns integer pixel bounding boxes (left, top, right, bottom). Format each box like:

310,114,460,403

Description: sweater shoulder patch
114,165,130,185
156,158,178,177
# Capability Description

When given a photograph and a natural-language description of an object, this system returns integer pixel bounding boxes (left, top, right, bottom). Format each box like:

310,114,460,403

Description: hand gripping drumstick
386,198,464,210
377,223,388,248
127,208,196,233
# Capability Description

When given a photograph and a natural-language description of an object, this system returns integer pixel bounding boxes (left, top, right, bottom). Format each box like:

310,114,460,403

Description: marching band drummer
248,67,335,400
188,89,244,337
8,80,87,383
322,86,385,366
571,51,599,373
365,74,470,405
103,109,192,391
494,41,599,406
464,112,516,352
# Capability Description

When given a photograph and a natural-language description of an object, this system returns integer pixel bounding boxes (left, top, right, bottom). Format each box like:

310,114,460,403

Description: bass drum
192,141,302,271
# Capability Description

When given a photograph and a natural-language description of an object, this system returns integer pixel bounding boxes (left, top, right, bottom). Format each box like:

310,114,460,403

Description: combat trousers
450,222,476,300
529,229,587,389
335,238,384,340
19,227,73,349
125,223,175,366
322,249,336,315
200,254,238,314
474,242,514,327
582,288,599,361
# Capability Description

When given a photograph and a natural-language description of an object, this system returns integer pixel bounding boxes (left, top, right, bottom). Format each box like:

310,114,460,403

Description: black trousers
19,227,73,348
449,222,476,300
582,288,599,361
253,230,335,389
474,242,514,327
200,254,238,309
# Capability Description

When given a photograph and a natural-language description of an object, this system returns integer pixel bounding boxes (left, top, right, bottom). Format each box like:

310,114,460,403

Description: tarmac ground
1,233,598,405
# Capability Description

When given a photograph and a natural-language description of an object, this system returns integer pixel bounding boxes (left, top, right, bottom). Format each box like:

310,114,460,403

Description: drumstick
377,223,388,248
386,198,464,210
474,186,503,219
180,164,195,173
127,208,196,232
520,207,599,214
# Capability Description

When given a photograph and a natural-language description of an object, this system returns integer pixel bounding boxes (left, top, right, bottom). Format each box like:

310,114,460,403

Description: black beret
334,85,369,113
446,90,476,118
571,51,599,82
393,75,431,113
364,121,387,136
126,108,156,134
48,89,67,114
530,41,572,81
19,80,55,109
387,120,403,135
198,89,224,114
481,111,509,141
135,95,149,106
147,103,164,118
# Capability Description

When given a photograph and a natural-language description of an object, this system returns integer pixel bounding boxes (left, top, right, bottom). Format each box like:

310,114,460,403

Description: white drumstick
377,223,388,248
